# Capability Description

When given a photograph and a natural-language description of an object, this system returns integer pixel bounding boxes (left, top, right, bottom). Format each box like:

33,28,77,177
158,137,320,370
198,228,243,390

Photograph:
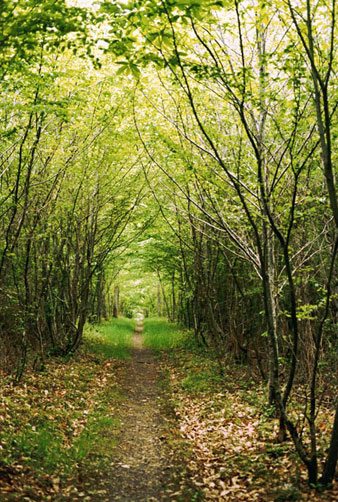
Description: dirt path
106,322,174,501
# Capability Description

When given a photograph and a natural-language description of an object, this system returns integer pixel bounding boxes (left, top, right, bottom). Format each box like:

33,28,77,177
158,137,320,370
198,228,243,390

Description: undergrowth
143,317,200,352
154,320,338,502
84,317,136,359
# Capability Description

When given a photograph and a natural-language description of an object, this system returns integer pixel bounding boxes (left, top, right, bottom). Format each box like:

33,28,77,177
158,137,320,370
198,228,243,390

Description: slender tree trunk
263,224,279,406
157,281,162,317
171,272,176,322
113,285,119,318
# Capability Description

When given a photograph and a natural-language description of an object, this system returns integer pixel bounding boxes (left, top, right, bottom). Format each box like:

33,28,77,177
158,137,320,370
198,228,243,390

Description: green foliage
10,422,65,472
117,252,159,318
0,0,93,71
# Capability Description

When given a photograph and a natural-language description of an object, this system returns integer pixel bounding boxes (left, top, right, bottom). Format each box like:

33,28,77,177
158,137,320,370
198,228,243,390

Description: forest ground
93,322,180,501
0,318,337,502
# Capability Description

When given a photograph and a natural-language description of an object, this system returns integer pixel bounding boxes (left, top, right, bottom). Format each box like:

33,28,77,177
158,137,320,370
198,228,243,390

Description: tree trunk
113,285,119,318
320,403,338,486
171,272,176,322
157,281,162,317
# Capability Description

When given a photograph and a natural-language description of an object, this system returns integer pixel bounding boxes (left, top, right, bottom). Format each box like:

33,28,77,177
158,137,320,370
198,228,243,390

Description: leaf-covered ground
0,317,337,502
0,319,136,501
142,318,338,501
162,349,338,502
0,318,187,502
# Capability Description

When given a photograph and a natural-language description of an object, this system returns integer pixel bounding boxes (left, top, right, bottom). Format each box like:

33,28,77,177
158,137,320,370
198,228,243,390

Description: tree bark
320,403,338,486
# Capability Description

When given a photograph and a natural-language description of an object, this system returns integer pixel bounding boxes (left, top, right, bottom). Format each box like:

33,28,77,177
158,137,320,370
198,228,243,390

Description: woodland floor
0,320,186,502
91,323,178,501
0,318,337,502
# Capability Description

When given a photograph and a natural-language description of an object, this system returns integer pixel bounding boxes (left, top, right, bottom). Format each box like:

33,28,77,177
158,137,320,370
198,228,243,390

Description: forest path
101,321,174,501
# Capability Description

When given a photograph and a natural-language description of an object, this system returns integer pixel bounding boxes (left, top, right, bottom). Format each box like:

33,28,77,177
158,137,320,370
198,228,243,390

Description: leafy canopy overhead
0,0,94,72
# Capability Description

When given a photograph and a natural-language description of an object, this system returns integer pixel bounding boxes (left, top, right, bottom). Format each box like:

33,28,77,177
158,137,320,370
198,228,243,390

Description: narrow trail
106,322,173,502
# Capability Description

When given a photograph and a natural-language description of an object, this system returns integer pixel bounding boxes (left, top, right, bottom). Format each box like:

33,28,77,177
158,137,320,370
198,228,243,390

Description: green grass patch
144,318,223,394
84,317,136,359
0,342,125,500
2,371,122,478
70,390,121,465
10,422,65,472
180,365,224,393
143,317,197,351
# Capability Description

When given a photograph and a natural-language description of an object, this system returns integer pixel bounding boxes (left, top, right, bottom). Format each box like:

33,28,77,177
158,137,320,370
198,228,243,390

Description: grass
70,389,121,465
8,400,120,475
143,317,228,395
2,362,122,477
84,317,136,359
143,317,196,351
143,318,225,394
180,365,224,393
